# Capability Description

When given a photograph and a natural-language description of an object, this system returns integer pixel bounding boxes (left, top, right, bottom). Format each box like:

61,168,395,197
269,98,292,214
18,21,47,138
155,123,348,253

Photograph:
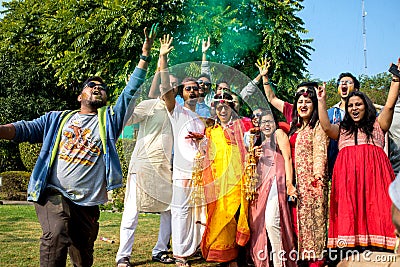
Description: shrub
0,141,25,172
19,142,42,172
0,171,30,200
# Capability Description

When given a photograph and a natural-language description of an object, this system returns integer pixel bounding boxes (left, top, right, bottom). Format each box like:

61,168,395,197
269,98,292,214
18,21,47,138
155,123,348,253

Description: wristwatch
140,54,152,63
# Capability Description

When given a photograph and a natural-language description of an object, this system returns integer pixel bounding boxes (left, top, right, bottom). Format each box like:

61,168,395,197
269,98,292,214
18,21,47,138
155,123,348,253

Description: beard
85,98,107,109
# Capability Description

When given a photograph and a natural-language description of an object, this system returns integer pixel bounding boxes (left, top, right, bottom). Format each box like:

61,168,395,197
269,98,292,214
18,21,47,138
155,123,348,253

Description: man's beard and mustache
84,97,107,109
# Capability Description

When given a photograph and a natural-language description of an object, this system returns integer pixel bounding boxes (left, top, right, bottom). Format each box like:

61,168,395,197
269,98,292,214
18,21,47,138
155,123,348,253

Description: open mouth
300,107,308,113
189,94,197,99
341,88,348,95
352,111,360,118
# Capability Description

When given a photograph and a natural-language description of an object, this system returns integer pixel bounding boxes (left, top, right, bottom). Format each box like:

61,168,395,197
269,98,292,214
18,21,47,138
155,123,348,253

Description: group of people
1,25,400,267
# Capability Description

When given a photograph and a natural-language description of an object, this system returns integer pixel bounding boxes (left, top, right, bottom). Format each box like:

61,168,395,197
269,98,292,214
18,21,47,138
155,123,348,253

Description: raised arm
255,58,285,113
317,83,340,140
0,124,16,140
378,58,400,132
239,73,262,100
201,37,212,80
137,23,157,70
148,63,161,99
159,34,175,112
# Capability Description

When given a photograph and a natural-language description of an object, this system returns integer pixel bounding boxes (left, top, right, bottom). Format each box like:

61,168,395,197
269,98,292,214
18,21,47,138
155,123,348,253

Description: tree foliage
0,0,394,173
1,0,312,102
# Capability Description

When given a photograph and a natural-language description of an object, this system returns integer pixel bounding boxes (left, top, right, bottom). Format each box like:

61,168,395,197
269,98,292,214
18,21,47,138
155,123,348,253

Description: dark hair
177,77,199,97
288,87,319,136
297,81,318,89
82,76,105,91
198,73,211,82
341,91,376,143
215,79,230,91
337,72,360,90
259,109,279,148
213,92,239,125
251,107,268,120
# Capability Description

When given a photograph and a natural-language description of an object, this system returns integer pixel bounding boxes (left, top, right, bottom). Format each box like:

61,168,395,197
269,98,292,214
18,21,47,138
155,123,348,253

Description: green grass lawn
0,204,217,267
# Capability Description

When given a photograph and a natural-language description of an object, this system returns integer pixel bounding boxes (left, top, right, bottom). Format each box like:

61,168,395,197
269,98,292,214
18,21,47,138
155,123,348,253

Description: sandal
116,256,131,267
152,251,175,264
175,257,191,267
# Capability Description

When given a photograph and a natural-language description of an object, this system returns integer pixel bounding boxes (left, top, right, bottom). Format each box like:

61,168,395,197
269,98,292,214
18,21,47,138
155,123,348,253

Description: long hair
288,87,319,136
341,91,376,143
258,109,279,149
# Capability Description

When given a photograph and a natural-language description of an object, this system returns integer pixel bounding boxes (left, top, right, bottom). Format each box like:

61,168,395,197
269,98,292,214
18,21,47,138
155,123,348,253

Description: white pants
116,174,172,262
171,179,202,257
265,178,282,267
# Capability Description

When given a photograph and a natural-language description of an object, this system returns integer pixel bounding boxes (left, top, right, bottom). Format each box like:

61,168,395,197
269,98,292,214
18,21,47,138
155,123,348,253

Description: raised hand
202,36,211,53
317,82,327,101
142,23,158,55
255,57,271,77
159,34,174,57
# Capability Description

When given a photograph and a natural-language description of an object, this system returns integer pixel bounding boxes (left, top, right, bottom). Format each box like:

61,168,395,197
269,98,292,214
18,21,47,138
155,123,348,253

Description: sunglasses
338,80,354,85
184,86,199,91
197,80,211,87
85,81,108,91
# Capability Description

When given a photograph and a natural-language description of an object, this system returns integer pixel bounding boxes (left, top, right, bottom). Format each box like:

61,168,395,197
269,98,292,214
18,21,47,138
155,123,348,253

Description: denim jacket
12,67,147,202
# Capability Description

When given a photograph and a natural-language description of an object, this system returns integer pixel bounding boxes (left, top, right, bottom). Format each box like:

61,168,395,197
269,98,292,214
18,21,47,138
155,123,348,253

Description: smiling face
338,76,356,99
216,103,233,125
78,81,108,110
296,95,314,121
260,114,276,138
347,95,366,123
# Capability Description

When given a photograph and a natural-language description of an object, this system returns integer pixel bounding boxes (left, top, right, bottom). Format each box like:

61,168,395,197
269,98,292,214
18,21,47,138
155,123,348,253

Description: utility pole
362,0,367,73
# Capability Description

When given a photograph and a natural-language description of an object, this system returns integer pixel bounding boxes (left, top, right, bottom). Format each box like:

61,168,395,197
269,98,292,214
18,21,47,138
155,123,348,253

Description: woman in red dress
317,59,400,259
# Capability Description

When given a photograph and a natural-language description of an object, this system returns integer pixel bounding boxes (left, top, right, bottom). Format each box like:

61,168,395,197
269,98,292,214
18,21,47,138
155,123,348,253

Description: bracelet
392,78,400,82
263,82,270,86
140,54,152,63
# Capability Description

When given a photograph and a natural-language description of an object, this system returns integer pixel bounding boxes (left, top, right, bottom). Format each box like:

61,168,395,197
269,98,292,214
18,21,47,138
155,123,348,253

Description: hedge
0,171,31,200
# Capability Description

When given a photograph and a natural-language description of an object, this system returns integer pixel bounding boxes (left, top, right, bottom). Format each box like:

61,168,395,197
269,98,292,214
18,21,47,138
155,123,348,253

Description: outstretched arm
0,124,16,140
256,58,285,113
317,83,340,140
159,34,175,112
378,58,400,132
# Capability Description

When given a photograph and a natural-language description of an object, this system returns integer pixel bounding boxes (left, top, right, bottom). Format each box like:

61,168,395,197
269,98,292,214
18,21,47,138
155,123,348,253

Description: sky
1,0,399,81
299,0,400,81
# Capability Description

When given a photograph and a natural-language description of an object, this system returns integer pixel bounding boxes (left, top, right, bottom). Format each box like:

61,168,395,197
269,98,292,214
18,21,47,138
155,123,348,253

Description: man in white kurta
116,97,174,265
